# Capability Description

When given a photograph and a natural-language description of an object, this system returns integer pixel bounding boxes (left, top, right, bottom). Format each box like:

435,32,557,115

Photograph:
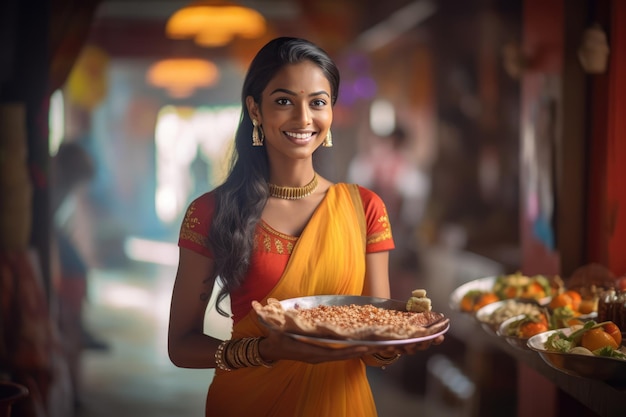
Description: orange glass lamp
166,1,267,47
146,58,219,98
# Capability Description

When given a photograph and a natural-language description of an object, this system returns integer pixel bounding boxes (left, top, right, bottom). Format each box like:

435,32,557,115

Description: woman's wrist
215,337,273,371
252,337,274,368
257,336,275,364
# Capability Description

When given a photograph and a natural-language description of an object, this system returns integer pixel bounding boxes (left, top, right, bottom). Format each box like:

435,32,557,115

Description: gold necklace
268,173,319,200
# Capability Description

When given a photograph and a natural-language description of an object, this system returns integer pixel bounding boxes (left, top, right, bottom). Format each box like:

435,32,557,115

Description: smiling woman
246,60,334,164
167,37,444,417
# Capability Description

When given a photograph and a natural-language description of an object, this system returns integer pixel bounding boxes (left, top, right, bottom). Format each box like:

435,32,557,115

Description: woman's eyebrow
269,88,330,98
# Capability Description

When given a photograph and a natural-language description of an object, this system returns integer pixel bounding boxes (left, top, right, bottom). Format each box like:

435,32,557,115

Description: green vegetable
550,306,576,329
545,331,574,353
593,346,626,360
567,320,597,345
544,321,626,361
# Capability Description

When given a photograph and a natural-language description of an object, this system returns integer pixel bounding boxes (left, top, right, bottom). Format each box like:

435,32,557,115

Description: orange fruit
518,321,548,339
581,328,619,351
522,282,546,299
603,322,623,346
564,290,582,311
578,298,597,314
474,293,499,311
549,293,572,310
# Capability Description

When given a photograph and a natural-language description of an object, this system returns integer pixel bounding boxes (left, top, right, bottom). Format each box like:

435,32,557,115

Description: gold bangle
215,340,232,371
217,337,273,370
230,339,246,368
371,352,401,369
251,337,273,368
240,337,255,367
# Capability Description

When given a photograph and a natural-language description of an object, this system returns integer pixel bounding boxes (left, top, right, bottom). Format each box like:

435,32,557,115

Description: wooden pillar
587,0,626,276
0,0,51,295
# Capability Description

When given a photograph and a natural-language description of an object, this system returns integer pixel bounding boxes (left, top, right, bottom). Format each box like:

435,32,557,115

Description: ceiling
88,0,437,60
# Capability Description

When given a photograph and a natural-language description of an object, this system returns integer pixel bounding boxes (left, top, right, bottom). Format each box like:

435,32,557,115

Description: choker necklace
268,173,319,200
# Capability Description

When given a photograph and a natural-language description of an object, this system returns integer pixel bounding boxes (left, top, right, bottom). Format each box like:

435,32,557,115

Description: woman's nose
294,103,312,125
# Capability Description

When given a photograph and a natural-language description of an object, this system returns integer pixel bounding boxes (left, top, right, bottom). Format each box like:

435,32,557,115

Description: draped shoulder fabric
205,183,379,417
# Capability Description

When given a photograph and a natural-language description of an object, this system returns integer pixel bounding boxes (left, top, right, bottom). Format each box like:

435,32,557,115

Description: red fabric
178,184,395,323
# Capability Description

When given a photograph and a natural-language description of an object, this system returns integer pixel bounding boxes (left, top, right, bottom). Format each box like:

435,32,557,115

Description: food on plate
602,322,622,346
478,299,545,328
458,272,555,313
492,272,553,301
460,290,499,312
578,298,598,315
549,306,585,329
582,327,618,351
544,321,626,360
411,289,427,298
501,312,549,339
252,298,449,341
549,290,582,311
406,288,432,313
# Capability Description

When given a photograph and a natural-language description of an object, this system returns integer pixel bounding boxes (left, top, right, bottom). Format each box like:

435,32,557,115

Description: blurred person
168,37,444,417
348,127,431,274
50,141,109,404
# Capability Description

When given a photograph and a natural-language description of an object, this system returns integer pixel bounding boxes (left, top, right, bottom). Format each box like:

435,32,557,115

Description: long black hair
209,37,340,316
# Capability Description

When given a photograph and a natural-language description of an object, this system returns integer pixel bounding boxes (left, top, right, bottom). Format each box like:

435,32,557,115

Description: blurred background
1,0,625,416
43,0,523,268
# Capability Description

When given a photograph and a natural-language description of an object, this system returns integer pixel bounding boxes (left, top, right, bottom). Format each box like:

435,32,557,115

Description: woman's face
247,60,333,163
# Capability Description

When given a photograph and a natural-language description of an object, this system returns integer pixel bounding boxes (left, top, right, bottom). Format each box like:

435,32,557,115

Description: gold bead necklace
268,173,319,200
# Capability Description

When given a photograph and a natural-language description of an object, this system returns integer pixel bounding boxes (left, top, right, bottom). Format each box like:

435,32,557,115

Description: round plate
286,322,450,349
449,275,553,313
258,295,450,349
476,299,544,334
527,328,626,384
496,314,533,350
449,276,496,312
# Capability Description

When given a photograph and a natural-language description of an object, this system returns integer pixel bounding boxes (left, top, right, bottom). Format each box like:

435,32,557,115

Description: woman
168,37,443,417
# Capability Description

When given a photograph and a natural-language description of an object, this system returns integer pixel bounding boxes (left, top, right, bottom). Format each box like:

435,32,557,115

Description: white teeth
285,132,313,139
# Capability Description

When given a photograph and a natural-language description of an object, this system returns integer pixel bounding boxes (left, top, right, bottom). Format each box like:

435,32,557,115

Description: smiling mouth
285,131,314,139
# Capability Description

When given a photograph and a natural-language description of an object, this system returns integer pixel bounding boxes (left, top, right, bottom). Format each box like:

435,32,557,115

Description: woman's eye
311,99,327,107
276,98,291,105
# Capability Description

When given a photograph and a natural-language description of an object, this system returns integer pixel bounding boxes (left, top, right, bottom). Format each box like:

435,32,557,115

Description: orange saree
205,184,379,417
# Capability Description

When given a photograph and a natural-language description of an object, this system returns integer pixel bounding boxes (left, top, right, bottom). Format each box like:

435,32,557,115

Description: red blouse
178,184,395,323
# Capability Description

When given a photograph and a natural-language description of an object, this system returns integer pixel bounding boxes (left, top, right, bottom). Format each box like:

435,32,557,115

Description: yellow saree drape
205,184,377,417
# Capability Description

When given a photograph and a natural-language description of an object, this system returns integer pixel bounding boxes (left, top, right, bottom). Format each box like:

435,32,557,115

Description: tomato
578,298,597,314
460,294,474,312
603,322,623,346
522,282,546,299
581,328,619,351
518,321,548,339
503,286,518,299
564,290,582,311
460,291,497,312
549,293,573,310
474,293,499,311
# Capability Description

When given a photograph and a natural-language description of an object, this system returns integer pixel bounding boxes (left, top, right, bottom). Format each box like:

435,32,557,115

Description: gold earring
252,119,264,146
323,129,333,147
